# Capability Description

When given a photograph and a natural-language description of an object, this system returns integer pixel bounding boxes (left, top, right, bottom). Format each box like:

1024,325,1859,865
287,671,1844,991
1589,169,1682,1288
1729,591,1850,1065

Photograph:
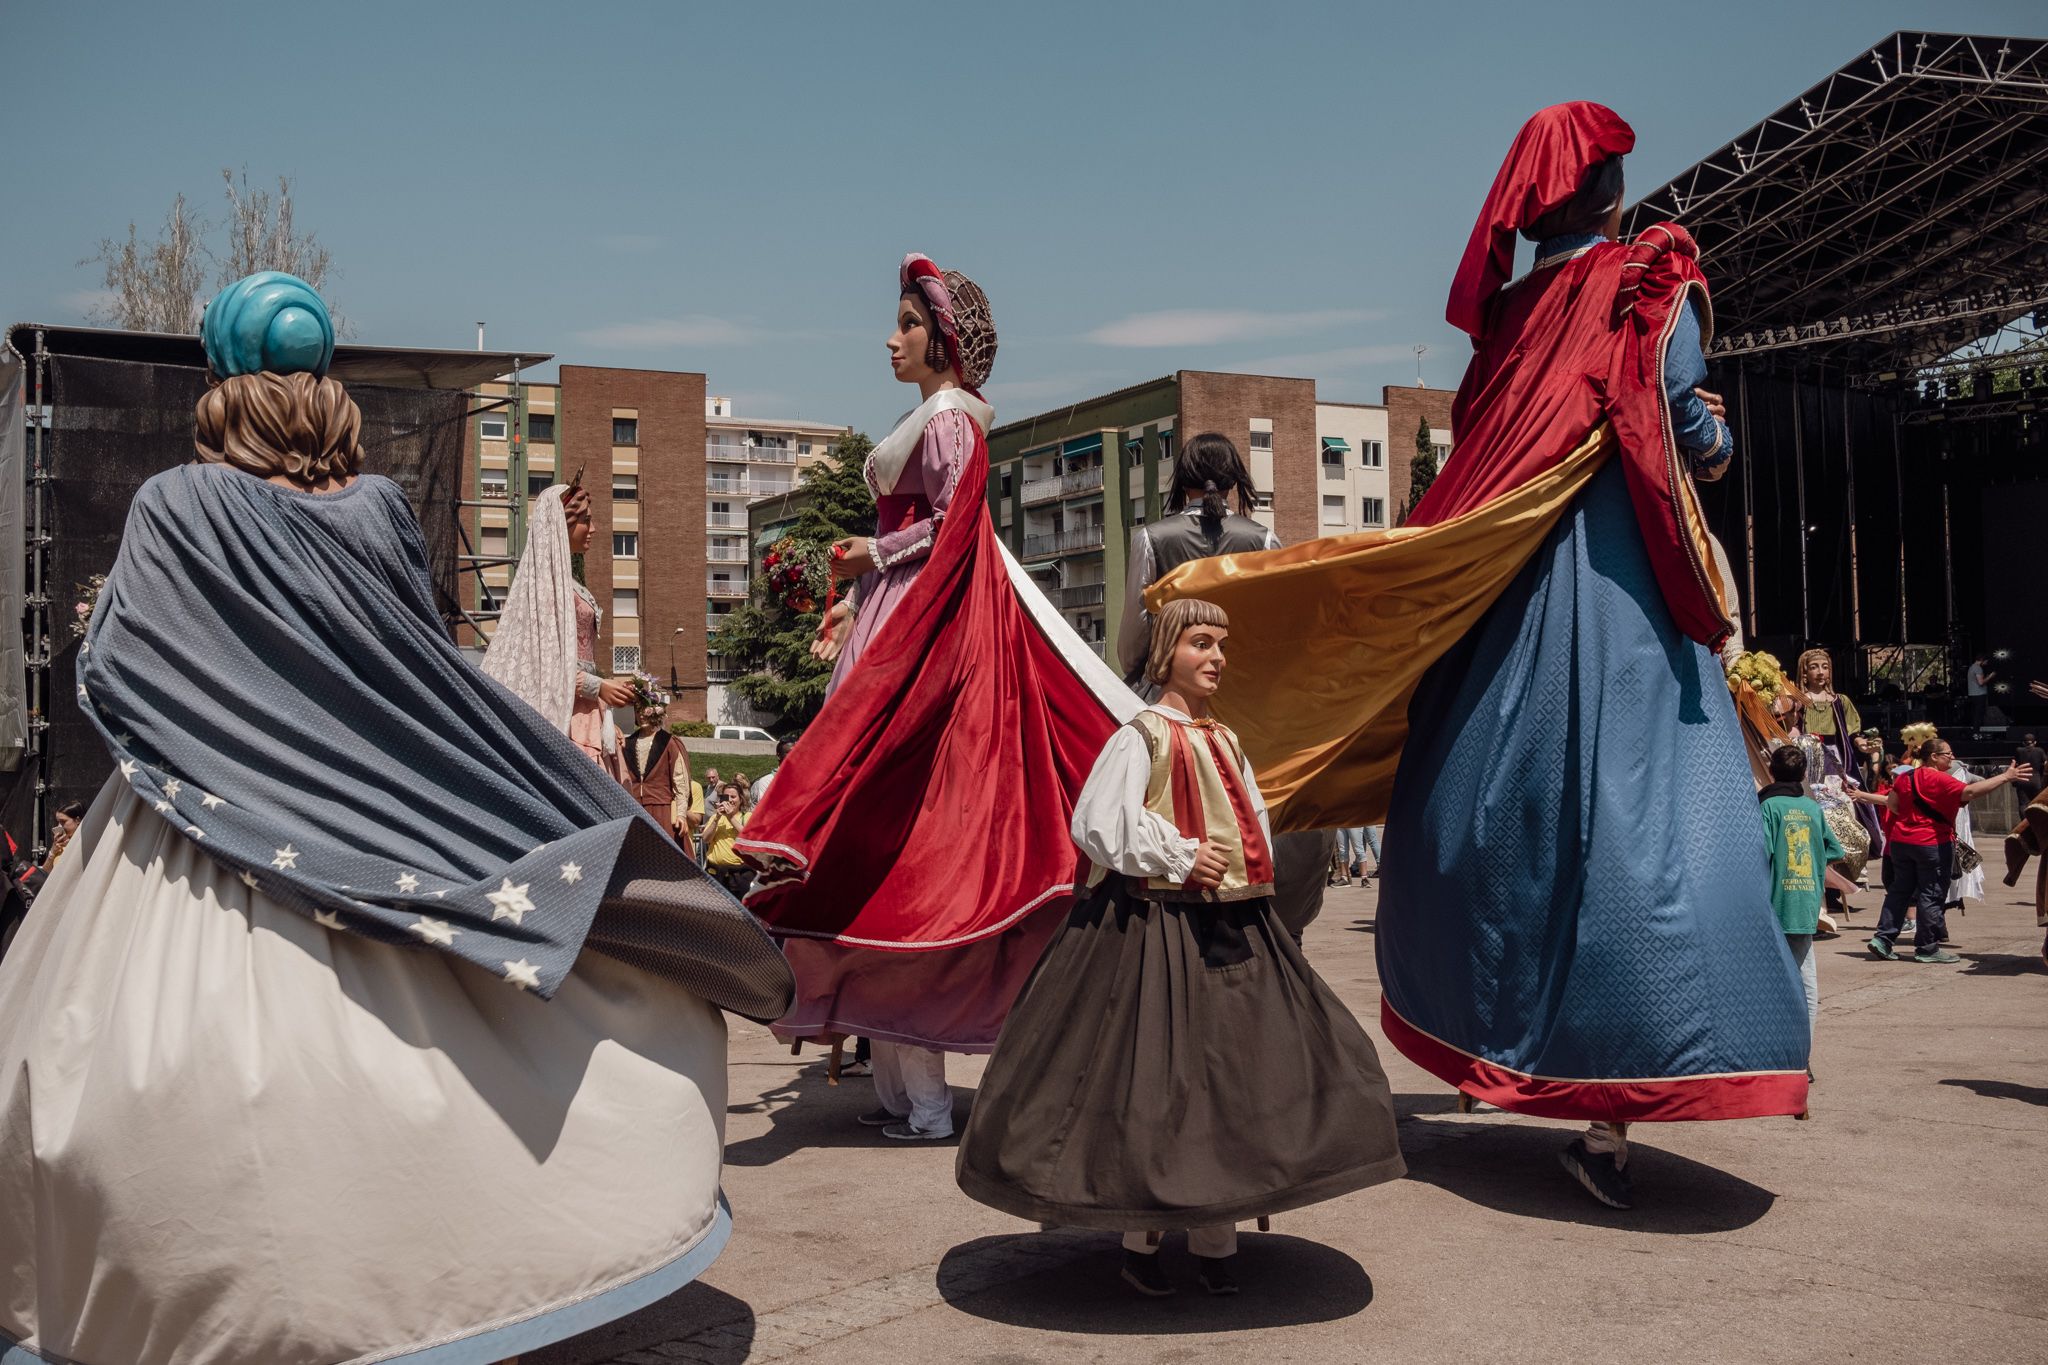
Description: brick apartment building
465,371,845,723
984,371,1453,658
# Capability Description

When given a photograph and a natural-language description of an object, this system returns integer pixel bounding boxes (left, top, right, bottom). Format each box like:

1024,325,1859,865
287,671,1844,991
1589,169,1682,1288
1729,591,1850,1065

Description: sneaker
840,1059,872,1077
1558,1138,1633,1210
856,1107,902,1126
880,1121,953,1141
1120,1250,1174,1298
1195,1255,1241,1296
1913,949,1961,964
1866,936,1897,961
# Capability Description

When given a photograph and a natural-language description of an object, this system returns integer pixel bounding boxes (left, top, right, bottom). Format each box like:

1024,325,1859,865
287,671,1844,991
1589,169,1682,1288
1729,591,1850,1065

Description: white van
712,725,777,744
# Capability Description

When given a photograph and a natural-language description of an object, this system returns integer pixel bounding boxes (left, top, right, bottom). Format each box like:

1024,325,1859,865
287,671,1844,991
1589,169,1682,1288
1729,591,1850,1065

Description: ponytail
1167,432,1257,517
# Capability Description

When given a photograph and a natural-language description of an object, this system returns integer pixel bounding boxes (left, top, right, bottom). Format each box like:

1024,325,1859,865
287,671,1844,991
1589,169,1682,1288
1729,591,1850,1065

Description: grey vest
1144,511,1272,583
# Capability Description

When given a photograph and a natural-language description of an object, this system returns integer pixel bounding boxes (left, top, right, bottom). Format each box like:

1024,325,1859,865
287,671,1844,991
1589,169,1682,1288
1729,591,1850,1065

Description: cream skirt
1,778,731,1364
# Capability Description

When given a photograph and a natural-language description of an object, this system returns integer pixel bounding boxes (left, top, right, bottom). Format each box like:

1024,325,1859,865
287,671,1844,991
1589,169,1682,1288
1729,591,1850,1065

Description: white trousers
1121,1227,1238,1258
872,1040,953,1135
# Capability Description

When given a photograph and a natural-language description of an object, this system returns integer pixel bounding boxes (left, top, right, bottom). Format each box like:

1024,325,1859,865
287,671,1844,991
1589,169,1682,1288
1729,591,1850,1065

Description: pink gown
776,407,1062,1052
567,584,627,781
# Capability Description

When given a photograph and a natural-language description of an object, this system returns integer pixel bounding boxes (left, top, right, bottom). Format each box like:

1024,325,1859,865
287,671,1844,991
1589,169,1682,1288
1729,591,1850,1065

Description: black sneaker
855,1107,902,1126
1120,1250,1174,1298
1559,1138,1633,1209
1196,1255,1241,1296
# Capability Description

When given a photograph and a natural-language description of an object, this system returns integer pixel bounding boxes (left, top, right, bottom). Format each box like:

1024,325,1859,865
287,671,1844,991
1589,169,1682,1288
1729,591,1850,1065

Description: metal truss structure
1622,31,2048,375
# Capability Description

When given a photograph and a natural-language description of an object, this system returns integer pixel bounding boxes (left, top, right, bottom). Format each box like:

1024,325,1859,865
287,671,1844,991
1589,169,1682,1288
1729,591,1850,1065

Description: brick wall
1382,384,1457,520
1177,371,1320,544
559,366,710,722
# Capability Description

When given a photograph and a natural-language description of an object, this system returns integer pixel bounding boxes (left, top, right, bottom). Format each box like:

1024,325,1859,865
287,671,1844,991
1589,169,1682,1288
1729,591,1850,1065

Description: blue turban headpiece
200,272,336,379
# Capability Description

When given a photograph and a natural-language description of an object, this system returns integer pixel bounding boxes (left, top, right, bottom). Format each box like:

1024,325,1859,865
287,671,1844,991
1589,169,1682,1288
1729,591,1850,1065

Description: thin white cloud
1087,307,1379,348
1227,342,1426,376
59,288,118,319
572,316,759,348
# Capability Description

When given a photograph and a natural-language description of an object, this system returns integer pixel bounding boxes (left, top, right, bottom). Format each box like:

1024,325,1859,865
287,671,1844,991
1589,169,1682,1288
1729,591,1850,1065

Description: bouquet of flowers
628,669,672,710
761,536,834,617
71,574,106,639
1727,649,1787,704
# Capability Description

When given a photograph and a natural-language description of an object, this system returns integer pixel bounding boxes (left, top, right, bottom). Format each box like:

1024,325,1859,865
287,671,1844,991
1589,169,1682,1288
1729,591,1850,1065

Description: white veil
480,485,580,734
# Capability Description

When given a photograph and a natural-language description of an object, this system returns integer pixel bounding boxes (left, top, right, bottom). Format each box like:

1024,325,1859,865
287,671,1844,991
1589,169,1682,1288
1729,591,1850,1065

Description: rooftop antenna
1413,344,1428,387
476,322,485,351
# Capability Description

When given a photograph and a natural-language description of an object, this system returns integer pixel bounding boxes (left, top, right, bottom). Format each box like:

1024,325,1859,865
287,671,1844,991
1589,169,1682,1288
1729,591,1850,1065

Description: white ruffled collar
868,388,993,493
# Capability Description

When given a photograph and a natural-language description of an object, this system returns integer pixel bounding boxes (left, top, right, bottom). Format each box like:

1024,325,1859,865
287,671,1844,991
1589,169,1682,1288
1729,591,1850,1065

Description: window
613,417,639,445
998,470,1014,499
612,645,641,673
479,416,508,442
612,473,638,501
1253,493,1274,511
1322,495,1347,526
613,532,639,559
798,441,813,456
1158,431,1174,463
613,589,640,618
526,413,555,444
1361,496,1386,527
480,526,509,556
1248,431,1273,451
1130,497,1146,527
1361,440,1384,469
1322,449,1346,476
479,468,508,499
527,473,551,497
1433,443,1450,464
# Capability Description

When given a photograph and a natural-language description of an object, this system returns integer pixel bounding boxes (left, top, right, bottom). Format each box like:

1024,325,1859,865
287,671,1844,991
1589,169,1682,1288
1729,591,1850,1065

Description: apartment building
984,372,1453,657
465,372,846,722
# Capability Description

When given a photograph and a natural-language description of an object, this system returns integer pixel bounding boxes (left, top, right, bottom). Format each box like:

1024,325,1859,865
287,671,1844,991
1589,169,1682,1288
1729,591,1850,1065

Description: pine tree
712,433,876,726
1403,414,1439,523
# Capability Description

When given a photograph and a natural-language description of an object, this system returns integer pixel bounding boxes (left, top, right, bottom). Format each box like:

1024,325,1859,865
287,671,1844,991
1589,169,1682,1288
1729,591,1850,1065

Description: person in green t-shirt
1758,745,1844,1075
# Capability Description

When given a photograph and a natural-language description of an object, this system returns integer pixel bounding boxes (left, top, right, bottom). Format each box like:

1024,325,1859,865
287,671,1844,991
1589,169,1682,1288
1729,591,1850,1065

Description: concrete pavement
531,874,2048,1365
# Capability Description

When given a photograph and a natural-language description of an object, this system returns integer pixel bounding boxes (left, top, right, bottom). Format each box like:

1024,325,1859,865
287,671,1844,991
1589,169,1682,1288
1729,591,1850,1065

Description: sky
4,1,2042,439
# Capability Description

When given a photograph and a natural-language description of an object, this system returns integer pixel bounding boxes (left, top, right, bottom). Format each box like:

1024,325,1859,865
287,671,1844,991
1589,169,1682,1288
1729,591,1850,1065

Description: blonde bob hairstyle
194,369,365,487
1145,597,1230,685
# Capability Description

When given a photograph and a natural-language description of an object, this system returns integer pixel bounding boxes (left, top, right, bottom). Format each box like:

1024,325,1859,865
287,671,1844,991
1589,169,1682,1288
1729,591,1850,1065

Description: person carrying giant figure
1150,104,1811,1210
0,274,793,1363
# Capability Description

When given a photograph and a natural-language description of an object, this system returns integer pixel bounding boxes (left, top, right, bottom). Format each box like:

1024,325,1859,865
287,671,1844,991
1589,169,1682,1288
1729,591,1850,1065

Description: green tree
1402,414,1439,523
712,433,876,727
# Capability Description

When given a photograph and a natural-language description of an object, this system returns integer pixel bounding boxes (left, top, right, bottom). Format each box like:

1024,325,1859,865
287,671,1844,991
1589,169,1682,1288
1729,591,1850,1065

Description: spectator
753,737,797,807
1868,740,2031,963
702,783,752,896
1759,745,1840,1090
1966,655,1996,726
44,802,86,872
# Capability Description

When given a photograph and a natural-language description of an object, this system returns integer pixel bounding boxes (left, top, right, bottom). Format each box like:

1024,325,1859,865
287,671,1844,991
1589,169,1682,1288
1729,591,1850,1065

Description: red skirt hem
1381,998,1808,1123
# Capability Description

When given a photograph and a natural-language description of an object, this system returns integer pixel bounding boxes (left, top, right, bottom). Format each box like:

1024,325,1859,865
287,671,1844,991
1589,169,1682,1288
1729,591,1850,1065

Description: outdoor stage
1623,29,2048,754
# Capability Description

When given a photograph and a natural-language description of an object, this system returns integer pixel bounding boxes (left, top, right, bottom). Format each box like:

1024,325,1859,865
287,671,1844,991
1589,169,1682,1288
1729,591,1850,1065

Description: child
955,598,1405,1298
1758,745,1842,1086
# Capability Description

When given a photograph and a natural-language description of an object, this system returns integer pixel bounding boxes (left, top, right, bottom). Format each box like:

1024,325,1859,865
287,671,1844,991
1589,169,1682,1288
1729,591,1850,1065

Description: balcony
707,578,749,599
1022,525,1105,560
707,477,796,499
707,443,799,465
1051,582,1106,610
707,614,735,634
707,543,749,562
707,513,747,529
1021,466,1104,506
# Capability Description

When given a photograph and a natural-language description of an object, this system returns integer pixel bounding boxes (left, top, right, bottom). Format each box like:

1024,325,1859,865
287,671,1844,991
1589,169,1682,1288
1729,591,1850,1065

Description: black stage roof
3,323,547,391
1622,31,2048,376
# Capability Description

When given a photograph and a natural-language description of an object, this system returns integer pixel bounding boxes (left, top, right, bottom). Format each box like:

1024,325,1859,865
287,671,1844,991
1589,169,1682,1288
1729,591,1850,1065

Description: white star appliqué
79,642,90,656
272,845,301,870
76,684,87,702
395,872,422,894
162,779,181,799
153,800,171,814
487,878,535,925
408,917,458,946
183,825,205,840
559,863,583,885
200,792,225,810
313,908,343,930
119,759,137,779
240,870,259,889
502,959,541,991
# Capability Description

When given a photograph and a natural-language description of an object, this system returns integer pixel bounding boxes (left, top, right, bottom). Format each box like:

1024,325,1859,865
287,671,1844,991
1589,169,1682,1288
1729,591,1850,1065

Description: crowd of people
0,97,2041,1365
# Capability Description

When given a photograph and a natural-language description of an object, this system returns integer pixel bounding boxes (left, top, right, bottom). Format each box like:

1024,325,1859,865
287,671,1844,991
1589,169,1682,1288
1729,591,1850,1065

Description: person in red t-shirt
1869,739,2033,962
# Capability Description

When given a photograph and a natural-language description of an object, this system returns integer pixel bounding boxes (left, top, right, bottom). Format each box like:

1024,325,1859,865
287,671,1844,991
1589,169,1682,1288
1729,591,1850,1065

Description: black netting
28,355,469,831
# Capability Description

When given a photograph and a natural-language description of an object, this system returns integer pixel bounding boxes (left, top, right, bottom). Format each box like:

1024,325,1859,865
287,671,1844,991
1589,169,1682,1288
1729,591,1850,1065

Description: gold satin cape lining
1146,424,1723,831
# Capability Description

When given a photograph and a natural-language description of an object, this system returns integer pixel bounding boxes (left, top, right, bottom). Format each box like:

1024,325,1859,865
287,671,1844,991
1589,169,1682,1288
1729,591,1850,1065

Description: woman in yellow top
702,783,751,896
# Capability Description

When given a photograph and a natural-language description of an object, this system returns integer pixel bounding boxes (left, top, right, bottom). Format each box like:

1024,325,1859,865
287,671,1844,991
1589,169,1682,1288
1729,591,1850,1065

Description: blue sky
5,1,2041,438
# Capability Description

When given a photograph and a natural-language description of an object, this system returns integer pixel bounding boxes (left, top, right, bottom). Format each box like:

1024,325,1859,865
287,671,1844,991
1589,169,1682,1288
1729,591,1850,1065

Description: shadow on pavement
1939,1077,2048,1107
1399,1116,1777,1232
522,1280,755,1365
938,1231,1372,1332
1959,951,2046,976
724,1059,970,1167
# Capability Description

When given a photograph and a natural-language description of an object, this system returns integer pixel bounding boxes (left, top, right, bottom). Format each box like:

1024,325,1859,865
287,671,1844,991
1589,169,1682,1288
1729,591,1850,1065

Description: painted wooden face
1172,622,1230,698
888,292,944,386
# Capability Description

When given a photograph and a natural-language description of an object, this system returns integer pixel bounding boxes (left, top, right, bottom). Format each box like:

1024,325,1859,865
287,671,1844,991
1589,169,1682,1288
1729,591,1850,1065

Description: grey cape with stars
77,462,792,1018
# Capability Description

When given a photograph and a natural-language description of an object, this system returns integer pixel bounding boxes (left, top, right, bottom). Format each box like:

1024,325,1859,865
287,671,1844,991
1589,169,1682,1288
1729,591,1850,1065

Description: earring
926,334,949,371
